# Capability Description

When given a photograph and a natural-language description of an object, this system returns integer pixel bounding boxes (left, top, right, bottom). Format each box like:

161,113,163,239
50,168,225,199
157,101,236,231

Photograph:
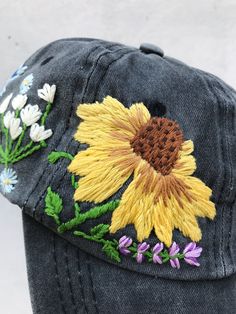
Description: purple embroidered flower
136,242,150,263
152,243,164,264
183,242,202,267
169,242,180,269
118,236,132,255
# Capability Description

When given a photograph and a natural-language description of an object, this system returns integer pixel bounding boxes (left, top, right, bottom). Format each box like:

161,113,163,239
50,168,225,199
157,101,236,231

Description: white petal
12,94,28,110
0,93,13,114
3,111,15,128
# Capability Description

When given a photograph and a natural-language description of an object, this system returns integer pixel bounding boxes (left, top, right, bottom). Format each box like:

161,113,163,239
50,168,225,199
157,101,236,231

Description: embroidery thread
44,149,203,267
0,83,56,193
68,96,216,247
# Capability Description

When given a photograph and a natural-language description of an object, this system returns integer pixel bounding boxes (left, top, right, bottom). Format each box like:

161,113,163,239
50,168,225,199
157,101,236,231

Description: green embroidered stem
10,142,45,163
41,101,52,125
10,141,34,158
10,123,27,158
48,151,74,164
57,200,120,233
74,228,121,262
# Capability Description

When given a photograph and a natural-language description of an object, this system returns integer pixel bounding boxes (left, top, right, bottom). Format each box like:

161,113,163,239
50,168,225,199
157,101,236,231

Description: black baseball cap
0,38,235,313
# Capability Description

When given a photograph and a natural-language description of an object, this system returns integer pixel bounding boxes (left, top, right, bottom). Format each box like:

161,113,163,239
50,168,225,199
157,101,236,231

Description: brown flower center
130,117,184,175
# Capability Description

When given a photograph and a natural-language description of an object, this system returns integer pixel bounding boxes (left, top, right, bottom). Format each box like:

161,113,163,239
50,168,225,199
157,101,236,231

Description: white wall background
0,1,236,313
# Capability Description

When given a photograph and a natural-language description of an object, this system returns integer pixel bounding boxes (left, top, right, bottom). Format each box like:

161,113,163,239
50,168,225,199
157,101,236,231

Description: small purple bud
136,253,144,264
170,258,180,269
137,242,150,253
152,243,164,264
136,242,150,263
118,236,132,256
183,242,202,267
169,242,180,256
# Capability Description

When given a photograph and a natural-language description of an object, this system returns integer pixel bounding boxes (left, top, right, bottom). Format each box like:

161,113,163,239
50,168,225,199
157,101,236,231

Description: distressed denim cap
0,38,236,313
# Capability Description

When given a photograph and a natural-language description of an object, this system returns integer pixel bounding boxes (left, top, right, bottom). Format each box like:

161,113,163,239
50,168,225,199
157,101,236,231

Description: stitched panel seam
53,234,67,314
77,249,88,314
37,49,136,222
22,42,116,215
87,254,99,314
65,243,77,314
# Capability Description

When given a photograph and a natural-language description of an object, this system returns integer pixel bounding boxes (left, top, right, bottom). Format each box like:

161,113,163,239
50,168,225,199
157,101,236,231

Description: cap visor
22,213,236,314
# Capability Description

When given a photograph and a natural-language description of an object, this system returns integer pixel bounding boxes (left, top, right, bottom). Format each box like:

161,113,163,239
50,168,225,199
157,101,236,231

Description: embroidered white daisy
0,93,13,114
0,168,18,194
12,94,28,110
30,123,52,142
9,117,22,140
3,111,15,129
38,83,56,103
20,104,42,126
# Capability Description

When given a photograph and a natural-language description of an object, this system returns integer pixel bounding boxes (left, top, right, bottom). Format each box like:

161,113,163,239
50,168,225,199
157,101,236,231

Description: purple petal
169,242,180,256
138,242,150,253
119,247,131,256
136,253,144,263
170,259,177,268
119,236,132,248
183,242,196,254
153,254,162,264
152,242,164,254
185,247,202,258
184,257,200,267
170,258,180,269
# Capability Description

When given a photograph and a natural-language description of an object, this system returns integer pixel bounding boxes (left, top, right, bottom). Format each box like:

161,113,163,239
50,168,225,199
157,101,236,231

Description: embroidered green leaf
90,224,110,239
102,242,121,263
44,187,63,225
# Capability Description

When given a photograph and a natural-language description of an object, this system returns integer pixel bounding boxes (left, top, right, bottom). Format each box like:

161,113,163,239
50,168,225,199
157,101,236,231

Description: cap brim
22,212,236,314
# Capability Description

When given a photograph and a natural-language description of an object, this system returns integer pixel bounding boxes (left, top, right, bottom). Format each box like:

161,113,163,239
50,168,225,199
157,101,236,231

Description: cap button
139,43,164,57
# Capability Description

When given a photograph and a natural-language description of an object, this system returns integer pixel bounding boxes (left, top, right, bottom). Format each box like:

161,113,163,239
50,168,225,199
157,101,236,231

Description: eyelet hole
41,56,54,66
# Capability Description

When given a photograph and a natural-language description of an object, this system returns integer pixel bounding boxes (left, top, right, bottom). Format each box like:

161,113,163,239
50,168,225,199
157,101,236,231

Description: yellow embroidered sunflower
68,96,216,246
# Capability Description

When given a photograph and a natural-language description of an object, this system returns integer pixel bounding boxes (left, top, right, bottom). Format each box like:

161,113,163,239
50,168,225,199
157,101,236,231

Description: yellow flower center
3,178,11,185
130,117,184,175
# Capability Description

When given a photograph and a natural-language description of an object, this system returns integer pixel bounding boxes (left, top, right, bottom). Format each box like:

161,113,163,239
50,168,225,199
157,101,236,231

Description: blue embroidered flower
0,64,28,97
19,73,34,94
11,65,28,80
0,168,18,194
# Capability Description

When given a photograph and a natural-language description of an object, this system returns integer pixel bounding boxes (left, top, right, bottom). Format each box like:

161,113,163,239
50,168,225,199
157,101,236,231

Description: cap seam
34,46,133,222
21,42,115,215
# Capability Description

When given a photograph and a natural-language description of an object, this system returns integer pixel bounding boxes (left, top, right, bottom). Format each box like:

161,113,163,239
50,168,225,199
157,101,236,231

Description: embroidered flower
183,242,202,267
169,242,180,269
3,111,15,129
11,65,28,80
19,74,34,94
30,123,52,142
152,242,164,264
136,242,150,263
0,93,13,114
68,96,216,246
0,168,18,194
20,104,42,126
9,117,22,140
12,94,28,110
38,83,56,103
0,65,28,97
118,236,132,255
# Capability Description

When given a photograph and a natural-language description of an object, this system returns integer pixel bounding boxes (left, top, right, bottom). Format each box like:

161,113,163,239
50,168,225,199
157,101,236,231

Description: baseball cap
0,38,235,313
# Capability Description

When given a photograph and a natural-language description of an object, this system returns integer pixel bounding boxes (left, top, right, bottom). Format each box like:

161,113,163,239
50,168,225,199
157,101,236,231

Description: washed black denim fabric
0,38,235,313
23,213,236,314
